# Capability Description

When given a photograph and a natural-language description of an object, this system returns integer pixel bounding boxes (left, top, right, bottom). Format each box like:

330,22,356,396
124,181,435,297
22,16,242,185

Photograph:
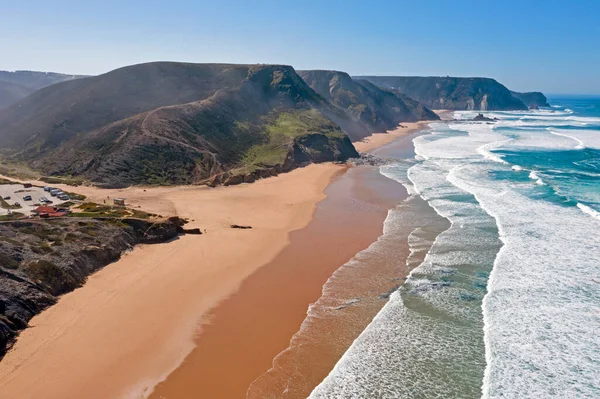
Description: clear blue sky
1,0,598,94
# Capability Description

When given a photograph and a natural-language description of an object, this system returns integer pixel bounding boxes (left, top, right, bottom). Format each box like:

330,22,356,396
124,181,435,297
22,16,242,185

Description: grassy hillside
357,76,528,111
0,63,357,187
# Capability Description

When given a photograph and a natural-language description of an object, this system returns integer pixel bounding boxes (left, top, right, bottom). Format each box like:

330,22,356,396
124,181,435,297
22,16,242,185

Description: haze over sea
311,97,600,398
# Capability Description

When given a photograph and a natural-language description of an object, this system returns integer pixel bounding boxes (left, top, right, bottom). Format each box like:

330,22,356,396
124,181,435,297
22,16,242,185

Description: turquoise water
310,97,600,398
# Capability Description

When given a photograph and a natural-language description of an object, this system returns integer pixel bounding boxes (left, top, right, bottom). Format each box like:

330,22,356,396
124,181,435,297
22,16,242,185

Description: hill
0,81,31,108
0,70,86,91
0,63,357,187
510,91,550,108
298,70,438,135
0,70,86,108
356,76,528,111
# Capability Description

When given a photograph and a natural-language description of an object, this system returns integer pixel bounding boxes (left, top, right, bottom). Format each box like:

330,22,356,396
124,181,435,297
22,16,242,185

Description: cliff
510,91,550,108
299,70,438,136
0,216,186,358
356,76,528,111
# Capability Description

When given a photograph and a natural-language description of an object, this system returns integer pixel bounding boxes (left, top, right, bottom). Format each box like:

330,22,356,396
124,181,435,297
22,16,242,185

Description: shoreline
0,164,344,399
149,165,405,399
0,122,429,399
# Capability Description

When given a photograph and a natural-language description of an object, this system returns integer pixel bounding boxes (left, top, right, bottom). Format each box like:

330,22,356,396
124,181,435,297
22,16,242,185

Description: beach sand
0,122,428,399
0,164,344,399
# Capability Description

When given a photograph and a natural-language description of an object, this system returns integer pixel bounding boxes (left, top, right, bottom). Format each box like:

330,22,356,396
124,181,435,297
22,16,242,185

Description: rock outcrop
0,216,187,358
472,113,498,122
510,91,550,108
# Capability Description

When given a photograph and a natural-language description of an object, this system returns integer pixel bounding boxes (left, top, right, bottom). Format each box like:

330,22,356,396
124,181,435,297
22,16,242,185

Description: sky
1,0,599,94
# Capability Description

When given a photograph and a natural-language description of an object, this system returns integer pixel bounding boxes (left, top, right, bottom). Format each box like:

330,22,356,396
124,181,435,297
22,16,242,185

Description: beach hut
113,198,126,206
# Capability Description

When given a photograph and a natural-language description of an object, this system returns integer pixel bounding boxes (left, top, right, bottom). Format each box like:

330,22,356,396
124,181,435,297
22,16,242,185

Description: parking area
0,184,57,216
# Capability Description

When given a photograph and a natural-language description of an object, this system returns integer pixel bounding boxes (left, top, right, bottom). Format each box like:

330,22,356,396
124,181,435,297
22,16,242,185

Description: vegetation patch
23,259,76,293
0,212,24,221
237,109,342,175
0,252,19,269
39,176,86,186
70,202,155,219
0,197,21,210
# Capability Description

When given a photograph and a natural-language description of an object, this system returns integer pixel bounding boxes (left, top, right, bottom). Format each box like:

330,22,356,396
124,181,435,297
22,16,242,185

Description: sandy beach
0,123,426,399
0,164,344,399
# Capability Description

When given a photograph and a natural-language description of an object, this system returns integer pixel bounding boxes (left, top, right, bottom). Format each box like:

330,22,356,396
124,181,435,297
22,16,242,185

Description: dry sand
0,164,344,399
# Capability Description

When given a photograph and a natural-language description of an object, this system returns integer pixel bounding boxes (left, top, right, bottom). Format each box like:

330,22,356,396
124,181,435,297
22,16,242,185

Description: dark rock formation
510,91,550,108
230,224,252,229
473,113,498,122
0,216,187,358
349,153,390,166
356,76,528,111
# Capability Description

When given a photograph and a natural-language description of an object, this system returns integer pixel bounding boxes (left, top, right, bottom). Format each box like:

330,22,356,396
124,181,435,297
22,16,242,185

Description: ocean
310,96,600,398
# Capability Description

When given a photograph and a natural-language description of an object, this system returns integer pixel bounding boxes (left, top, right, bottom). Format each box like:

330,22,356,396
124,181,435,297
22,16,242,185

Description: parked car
58,194,70,201
44,186,51,192
3,196,10,200
23,195,32,201
50,189,59,196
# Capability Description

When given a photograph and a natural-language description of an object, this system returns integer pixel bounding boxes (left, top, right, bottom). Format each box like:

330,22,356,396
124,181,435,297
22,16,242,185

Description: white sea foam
528,171,546,185
312,106,600,399
549,129,586,149
577,202,600,220
549,127,600,150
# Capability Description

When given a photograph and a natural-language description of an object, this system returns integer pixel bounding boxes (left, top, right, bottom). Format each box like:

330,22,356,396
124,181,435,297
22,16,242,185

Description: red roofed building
34,206,68,217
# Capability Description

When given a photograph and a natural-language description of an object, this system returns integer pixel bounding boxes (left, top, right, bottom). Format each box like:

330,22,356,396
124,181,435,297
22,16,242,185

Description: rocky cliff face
299,70,439,136
0,217,184,357
510,91,550,108
356,76,528,111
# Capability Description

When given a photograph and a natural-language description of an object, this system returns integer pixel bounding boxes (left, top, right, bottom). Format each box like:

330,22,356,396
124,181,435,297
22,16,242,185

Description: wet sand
0,164,343,399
